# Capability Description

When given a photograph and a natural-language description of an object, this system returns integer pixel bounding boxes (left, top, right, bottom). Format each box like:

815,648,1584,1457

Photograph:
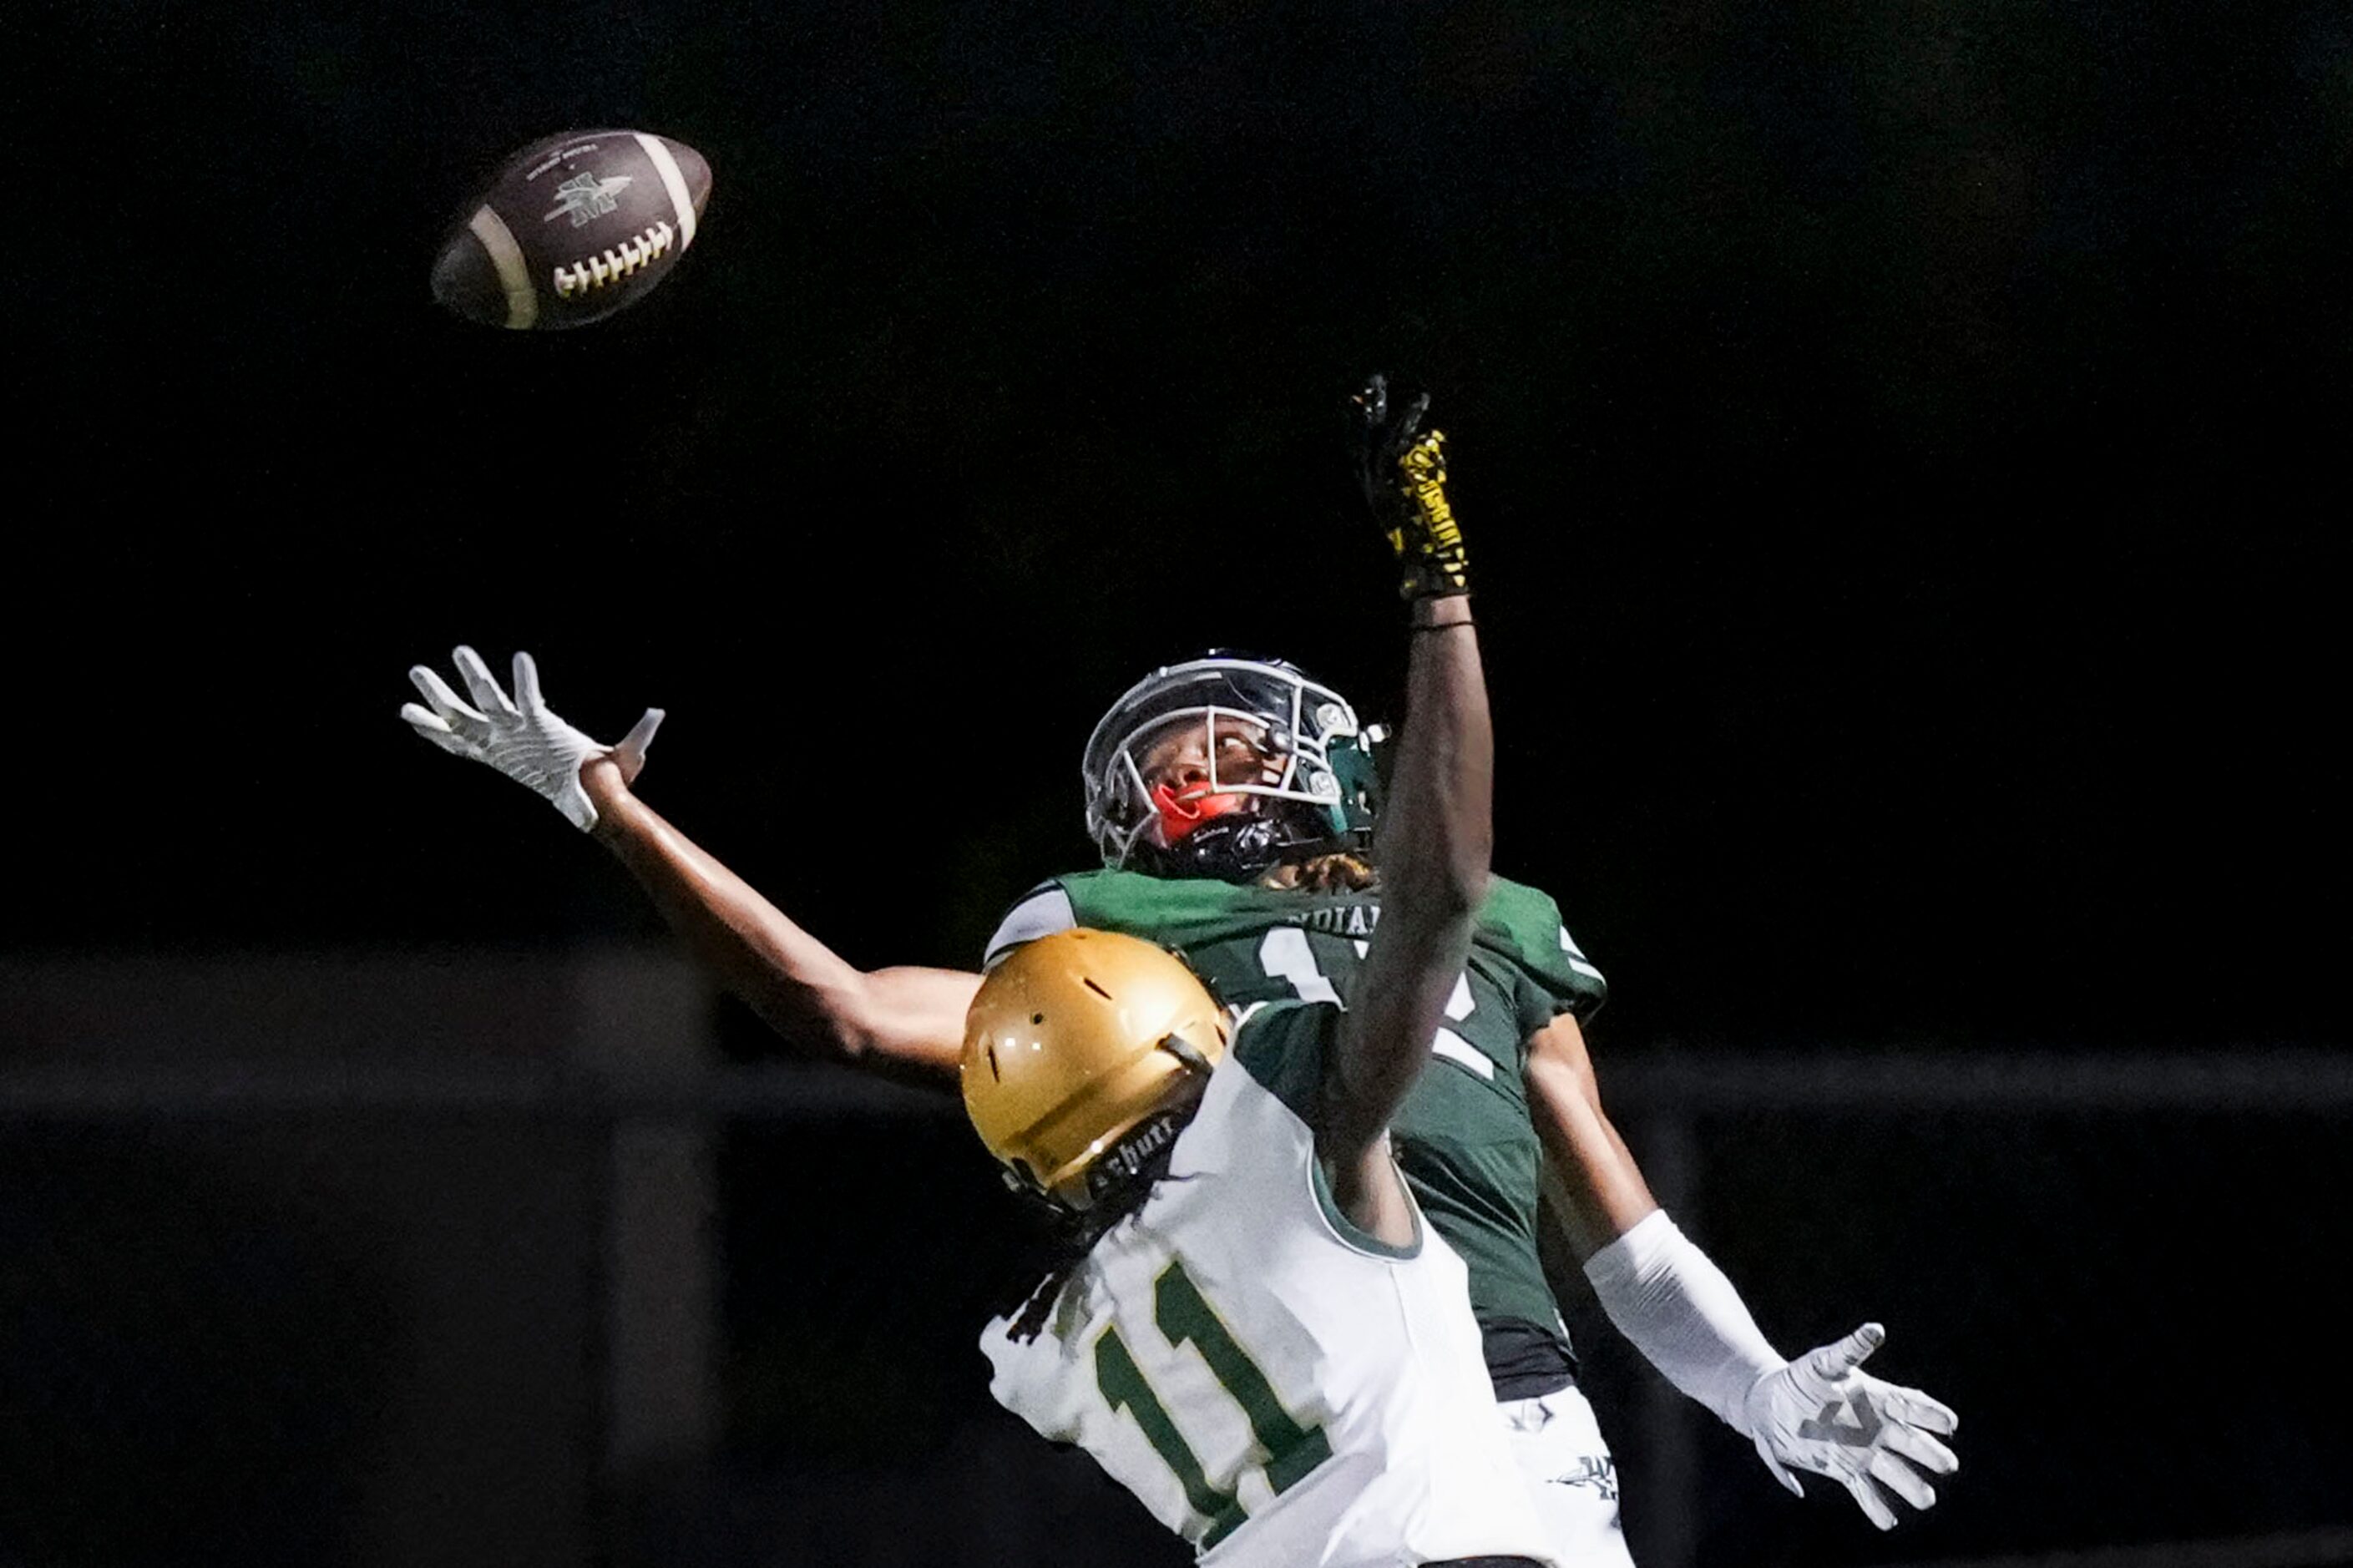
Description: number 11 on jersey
1093,1257,1333,1546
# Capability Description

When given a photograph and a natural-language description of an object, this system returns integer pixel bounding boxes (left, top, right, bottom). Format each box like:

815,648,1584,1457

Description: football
430,128,712,330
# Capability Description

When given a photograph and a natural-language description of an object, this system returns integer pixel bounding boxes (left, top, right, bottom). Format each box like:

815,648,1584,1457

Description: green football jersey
984,868,1609,1373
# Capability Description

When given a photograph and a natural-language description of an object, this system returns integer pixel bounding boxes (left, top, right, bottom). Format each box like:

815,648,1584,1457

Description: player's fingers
452,645,521,719
1884,1424,1959,1476
612,708,664,781
1870,1449,1938,1513
1876,1382,1960,1436
512,650,546,713
1754,1438,1805,1499
408,666,491,736
553,775,598,833
401,704,476,756
1808,1323,1885,1381
1392,392,1432,453
1840,1470,1900,1531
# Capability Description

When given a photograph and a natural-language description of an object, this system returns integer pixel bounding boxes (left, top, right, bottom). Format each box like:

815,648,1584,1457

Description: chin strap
1126,813,1291,883
1005,1105,1194,1345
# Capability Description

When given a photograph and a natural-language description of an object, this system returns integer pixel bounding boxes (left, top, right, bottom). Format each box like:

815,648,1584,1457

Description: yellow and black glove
1349,372,1469,601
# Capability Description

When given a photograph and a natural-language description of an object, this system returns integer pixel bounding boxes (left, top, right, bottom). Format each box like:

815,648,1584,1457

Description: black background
24,0,2344,1046
23,3,2353,1050
15,2,2351,1565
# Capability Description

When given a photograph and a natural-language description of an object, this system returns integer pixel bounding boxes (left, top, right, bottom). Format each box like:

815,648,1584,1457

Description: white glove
1742,1323,1959,1530
402,645,662,832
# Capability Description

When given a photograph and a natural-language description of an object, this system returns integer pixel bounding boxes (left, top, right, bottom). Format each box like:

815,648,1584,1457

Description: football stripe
634,133,699,249
467,205,538,330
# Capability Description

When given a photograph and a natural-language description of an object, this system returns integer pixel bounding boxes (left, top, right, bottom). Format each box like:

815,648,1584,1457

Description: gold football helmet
962,928,1231,1212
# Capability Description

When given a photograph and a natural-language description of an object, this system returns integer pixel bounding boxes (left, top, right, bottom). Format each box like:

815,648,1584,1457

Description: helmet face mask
1083,655,1380,883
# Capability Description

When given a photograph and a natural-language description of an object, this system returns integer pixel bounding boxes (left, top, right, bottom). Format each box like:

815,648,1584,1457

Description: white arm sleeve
1581,1208,1787,1434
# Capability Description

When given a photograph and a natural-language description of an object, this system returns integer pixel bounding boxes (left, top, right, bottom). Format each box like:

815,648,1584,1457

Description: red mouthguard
1151,781,1250,842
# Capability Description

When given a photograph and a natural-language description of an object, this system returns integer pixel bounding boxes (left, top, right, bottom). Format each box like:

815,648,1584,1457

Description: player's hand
1742,1323,1959,1530
1347,372,1469,601
402,646,662,832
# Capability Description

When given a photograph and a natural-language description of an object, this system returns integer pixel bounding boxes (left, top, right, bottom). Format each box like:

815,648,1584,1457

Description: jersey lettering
1256,929,1491,1081
1257,927,1341,1005
1091,1256,1334,1545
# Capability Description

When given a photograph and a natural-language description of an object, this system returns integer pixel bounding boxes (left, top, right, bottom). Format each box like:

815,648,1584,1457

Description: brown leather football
430,129,711,330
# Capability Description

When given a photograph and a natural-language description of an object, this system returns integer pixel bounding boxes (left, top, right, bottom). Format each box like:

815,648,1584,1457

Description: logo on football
431,129,712,330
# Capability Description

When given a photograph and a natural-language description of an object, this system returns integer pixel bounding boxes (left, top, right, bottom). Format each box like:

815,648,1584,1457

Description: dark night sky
19,1,2349,1054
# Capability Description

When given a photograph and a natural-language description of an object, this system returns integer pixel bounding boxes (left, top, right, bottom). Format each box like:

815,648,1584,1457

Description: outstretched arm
1526,1010,1960,1529
1322,378,1490,1242
403,646,972,1087
580,761,973,1085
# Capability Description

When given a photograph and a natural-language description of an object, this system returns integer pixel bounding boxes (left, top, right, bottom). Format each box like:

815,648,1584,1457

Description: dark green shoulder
1477,874,1609,1021
1228,999,1338,1123
1478,876,1566,961
1061,870,1257,928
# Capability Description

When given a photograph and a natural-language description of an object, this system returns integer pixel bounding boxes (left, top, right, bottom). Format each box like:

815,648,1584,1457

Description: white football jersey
981,1001,1556,1568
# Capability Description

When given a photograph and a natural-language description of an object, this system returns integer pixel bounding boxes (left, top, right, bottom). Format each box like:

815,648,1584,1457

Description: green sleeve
1229,999,1338,1124
1484,876,1610,1034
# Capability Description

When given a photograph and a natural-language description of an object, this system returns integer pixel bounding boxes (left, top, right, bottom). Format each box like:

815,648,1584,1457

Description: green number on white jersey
1091,1256,1333,1546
